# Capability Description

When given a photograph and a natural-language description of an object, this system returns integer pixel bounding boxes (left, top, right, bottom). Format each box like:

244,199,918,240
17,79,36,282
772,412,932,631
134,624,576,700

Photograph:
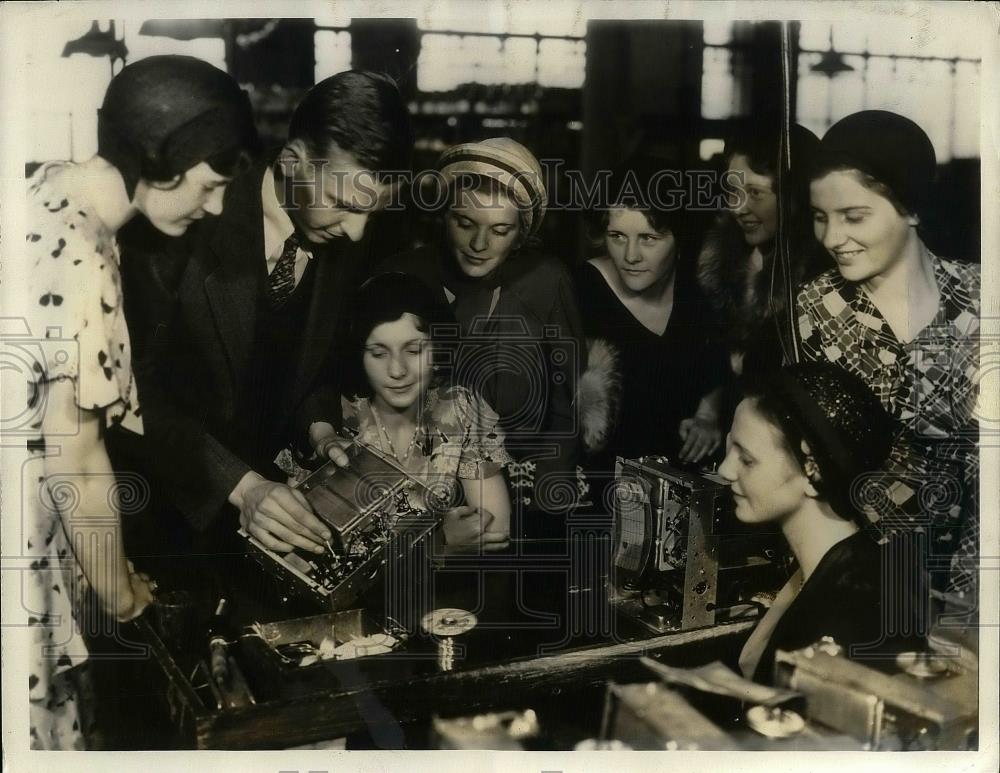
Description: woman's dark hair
288,70,413,178
98,55,259,198
715,122,823,333
744,363,899,529
724,129,778,180
723,121,819,182
723,122,820,229
345,272,457,399
810,165,912,217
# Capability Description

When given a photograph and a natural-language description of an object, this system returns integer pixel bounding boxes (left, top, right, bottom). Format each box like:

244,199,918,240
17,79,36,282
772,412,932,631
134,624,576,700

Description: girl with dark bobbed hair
285,273,512,551
797,110,980,607
720,362,926,683
18,55,258,748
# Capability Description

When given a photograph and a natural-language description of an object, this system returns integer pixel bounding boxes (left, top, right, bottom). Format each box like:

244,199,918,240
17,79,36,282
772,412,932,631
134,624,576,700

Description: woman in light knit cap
379,138,585,533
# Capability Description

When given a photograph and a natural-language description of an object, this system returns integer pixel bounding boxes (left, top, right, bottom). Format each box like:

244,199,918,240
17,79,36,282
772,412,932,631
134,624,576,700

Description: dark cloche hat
98,55,259,198
812,110,936,216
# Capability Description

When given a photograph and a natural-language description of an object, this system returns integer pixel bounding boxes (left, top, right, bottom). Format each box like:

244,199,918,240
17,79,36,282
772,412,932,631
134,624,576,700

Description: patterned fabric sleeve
866,435,965,533
454,387,513,480
795,279,827,364
339,394,362,438
27,240,122,414
25,166,139,429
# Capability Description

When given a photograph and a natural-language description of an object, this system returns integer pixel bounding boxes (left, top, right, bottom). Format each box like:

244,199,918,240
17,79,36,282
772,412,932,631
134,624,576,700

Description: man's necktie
268,234,299,306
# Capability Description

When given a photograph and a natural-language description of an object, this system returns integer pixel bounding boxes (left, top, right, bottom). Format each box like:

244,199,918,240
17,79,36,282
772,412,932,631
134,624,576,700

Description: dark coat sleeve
121,217,269,535
497,256,588,492
120,220,251,530
542,260,587,469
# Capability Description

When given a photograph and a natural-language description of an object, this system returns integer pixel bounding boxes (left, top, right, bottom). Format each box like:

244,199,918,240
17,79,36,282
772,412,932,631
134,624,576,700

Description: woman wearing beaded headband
379,138,586,529
796,110,980,607
18,55,258,748
719,363,926,684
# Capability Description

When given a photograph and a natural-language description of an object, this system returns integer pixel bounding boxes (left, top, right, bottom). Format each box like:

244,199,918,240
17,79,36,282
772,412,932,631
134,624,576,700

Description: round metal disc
421,608,477,636
745,705,806,739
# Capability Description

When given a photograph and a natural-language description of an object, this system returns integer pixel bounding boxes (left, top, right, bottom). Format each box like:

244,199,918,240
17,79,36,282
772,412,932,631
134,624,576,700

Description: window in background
796,21,981,162
25,19,229,165
702,46,737,120
538,38,587,89
416,21,585,92
699,138,726,161
26,20,117,162
700,21,750,120
122,22,226,71
417,3,584,38
314,30,352,82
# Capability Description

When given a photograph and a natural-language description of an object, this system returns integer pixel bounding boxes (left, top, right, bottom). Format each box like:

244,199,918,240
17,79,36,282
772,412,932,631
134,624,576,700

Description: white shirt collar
261,165,312,264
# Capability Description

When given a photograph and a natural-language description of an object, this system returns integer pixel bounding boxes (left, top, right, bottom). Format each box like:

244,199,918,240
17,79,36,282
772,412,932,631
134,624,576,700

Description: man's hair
288,70,413,176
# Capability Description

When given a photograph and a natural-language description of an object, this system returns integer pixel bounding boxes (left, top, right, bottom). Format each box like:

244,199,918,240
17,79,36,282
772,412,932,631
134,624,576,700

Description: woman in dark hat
697,122,824,392
719,362,926,684
796,110,980,607
18,54,258,748
378,138,585,530
574,157,729,502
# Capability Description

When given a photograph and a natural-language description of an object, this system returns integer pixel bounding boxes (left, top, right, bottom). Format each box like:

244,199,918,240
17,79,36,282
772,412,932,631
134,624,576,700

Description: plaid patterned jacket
796,254,981,595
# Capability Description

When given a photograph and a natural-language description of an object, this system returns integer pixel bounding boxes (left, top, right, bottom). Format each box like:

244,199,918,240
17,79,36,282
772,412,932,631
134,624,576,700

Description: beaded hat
761,362,899,528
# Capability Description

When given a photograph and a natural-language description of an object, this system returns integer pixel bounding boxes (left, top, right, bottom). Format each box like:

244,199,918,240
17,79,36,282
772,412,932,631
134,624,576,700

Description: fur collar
575,338,621,454
696,214,760,322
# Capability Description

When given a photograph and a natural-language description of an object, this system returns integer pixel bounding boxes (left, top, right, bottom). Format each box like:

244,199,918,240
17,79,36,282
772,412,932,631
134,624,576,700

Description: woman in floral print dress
17,55,257,749
796,111,980,606
295,272,513,551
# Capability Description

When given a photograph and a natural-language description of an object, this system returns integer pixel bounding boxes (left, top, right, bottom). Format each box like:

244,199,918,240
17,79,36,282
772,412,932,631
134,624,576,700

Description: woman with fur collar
697,123,823,390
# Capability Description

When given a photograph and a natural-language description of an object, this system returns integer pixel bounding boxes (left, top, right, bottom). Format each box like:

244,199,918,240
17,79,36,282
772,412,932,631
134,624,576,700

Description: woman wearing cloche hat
720,362,927,684
19,54,258,749
796,110,981,608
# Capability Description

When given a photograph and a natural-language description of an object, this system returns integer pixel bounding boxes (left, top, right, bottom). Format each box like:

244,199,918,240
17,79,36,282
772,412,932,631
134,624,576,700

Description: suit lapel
288,240,358,407
203,160,268,386
200,156,365,417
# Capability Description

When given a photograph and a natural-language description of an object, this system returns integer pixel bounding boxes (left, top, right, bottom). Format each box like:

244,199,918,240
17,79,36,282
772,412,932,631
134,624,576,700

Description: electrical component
239,442,437,609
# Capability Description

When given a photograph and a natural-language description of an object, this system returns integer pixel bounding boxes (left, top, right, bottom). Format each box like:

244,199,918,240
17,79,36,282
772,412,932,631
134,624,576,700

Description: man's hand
678,415,722,464
441,505,510,553
239,479,331,554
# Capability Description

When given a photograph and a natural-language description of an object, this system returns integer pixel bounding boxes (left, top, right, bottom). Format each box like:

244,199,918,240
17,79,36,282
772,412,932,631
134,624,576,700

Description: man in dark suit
123,71,413,564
